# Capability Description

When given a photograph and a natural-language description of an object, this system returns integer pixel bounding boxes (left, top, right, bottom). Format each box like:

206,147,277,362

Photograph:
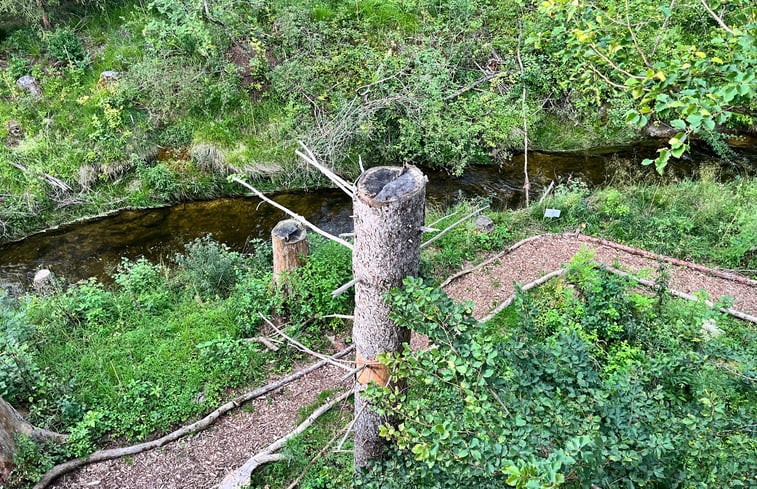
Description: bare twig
231,177,353,250
699,0,735,35
331,278,359,298
219,389,353,489
285,419,351,489
605,267,757,324
421,205,490,249
260,314,355,371
427,208,463,228
588,64,630,90
589,43,644,79
539,181,555,204
652,0,677,57
516,23,530,207
33,347,355,489
480,268,568,323
444,72,502,101
625,0,653,68
296,142,355,197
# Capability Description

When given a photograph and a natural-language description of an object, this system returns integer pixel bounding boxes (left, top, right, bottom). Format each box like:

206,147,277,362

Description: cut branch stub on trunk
351,165,426,470
271,219,309,291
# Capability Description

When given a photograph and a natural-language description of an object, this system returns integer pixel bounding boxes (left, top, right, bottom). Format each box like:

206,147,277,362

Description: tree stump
351,165,426,470
1,397,66,482
271,219,309,290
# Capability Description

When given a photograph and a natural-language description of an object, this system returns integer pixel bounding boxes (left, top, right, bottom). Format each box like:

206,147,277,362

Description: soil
49,234,756,489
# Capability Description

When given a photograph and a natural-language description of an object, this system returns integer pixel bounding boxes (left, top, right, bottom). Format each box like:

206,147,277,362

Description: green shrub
359,269,757,487
45,28,88,67
174,235,246,299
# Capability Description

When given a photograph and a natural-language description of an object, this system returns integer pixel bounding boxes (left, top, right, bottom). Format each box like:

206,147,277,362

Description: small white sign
544,208,561,218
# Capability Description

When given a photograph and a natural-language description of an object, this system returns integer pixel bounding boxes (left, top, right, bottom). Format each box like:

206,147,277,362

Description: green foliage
6,435,65,488
0,293,39,404
534,0,756,172
173,234,247,299
359,270,757,487
45,27,88,66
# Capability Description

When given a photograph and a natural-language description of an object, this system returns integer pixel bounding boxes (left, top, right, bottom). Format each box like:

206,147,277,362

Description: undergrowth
1,235,352,487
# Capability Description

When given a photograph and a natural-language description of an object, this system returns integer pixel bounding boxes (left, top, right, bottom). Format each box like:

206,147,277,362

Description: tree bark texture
351,165,426,470
271,219,309,291
1,397,65,482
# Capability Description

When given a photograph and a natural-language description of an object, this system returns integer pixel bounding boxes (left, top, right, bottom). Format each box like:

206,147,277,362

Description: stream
0,143,753,294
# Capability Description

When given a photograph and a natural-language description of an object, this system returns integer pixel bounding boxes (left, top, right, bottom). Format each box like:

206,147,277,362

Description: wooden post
351,165,426,470
271,219,309,290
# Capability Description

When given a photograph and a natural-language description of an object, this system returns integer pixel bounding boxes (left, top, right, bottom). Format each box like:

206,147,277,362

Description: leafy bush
45,28,88,66
359,266,757,487
0,293,38,404
174,234,246,299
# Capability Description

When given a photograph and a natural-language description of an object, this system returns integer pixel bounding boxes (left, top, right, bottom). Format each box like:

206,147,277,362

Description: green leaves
361,267,757,488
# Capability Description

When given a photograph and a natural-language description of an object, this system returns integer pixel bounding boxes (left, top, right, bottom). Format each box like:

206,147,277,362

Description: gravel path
50,234,756,489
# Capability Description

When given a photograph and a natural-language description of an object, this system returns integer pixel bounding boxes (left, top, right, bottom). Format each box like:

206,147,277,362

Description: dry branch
577,235,757,287
331,278,358,298
231,177,353,250
421,205,489,249
260,314,355,372
605,267,757,324
516,24,530,207
219,389,353,489
32,347,354,489
699,0,735,35
296,142,355,197
440,233,553,288
480,268,568,323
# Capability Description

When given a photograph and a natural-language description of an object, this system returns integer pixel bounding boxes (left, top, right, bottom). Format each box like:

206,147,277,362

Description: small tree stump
271,219,309,290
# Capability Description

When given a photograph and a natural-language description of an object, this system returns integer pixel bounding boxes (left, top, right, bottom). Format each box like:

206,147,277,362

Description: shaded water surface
0,144,749,292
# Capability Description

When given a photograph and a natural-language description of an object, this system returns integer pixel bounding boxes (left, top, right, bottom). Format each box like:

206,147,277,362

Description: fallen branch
231,177,353,250
331,278,358,298
296,142,355,197
538,181,555,204
219,389,353,489
699,0,735,35
285,419,351,489
480,268,568,323
33,346,354,489
421,205,489,249
260,314,355,372
440,233,554,288
578,235,757,287
606,266,757,324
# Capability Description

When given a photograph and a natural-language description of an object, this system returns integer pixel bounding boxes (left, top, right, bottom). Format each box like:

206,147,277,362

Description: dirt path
50,234,756,489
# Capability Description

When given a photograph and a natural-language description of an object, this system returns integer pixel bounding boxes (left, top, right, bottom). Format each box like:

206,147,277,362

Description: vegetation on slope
1,0,754,240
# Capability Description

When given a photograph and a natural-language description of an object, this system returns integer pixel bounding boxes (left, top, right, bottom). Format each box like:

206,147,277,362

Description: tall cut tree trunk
1,397,66,482
351,165,426,470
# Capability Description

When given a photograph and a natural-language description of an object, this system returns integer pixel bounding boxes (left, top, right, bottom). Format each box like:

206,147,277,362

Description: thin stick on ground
260,314,355,371
480,268,568,323
219,389,353,489
440,233,555,288
231,177,353,250
32,347,354,489
421,205,489,249
577,234,757,287
284,418,352,489
605,266,757,324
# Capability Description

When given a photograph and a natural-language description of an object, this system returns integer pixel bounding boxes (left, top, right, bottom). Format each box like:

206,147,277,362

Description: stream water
0,143,753,293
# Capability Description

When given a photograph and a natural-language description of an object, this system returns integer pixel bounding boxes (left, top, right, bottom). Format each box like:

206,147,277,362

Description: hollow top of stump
272,219,307,243
356,165,426,206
